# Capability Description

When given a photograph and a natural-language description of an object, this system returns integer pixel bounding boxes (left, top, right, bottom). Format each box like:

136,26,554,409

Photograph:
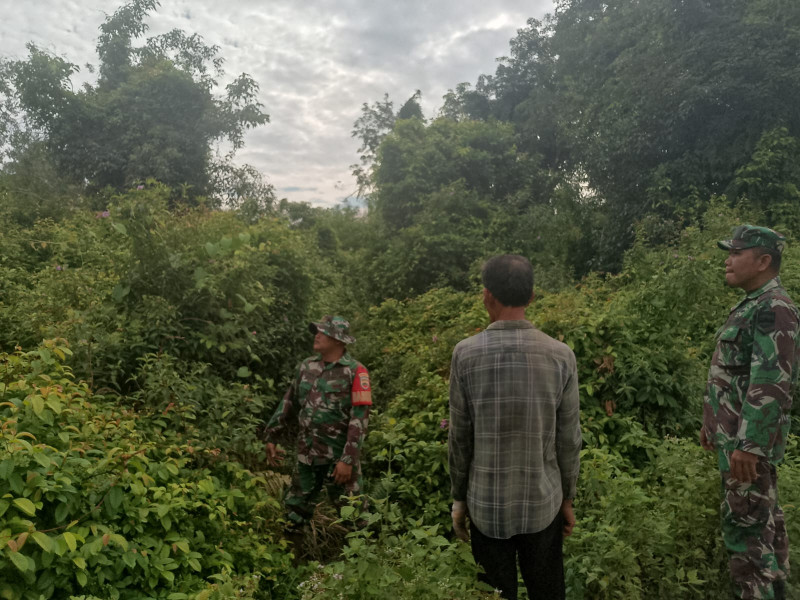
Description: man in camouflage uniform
264,315,372,526
702,225,800,600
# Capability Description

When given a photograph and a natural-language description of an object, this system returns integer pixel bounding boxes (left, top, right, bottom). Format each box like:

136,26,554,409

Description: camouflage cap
309,315,356,344
717,224,786,254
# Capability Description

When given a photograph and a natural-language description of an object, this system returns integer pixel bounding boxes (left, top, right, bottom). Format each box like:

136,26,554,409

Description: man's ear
483,287,497,311
757,251,773,273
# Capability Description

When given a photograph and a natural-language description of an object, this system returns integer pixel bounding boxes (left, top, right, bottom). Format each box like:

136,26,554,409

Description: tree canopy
1,0,269,203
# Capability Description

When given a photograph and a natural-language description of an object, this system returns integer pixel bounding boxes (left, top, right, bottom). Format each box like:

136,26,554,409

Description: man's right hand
561,499,576,538
265,442,285,466
699,427,714,451
451,500,470,542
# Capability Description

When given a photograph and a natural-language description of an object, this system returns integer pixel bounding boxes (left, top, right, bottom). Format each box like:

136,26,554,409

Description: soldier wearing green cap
701,225,800,599
263,315,372,526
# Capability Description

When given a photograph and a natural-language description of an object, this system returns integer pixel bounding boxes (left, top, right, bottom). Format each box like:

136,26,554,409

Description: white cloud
0,0,554,207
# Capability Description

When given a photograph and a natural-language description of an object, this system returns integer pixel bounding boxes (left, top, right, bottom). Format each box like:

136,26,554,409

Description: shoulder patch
351,364,372,406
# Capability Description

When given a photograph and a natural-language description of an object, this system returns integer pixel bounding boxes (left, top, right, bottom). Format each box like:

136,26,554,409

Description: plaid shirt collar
485,319,535,331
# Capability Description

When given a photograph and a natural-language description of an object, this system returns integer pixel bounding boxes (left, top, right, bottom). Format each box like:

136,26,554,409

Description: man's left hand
332,461,353,485
730,449,759,483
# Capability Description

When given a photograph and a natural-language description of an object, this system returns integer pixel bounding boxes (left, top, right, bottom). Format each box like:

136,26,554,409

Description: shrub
0,341,300,599
0,186,321,392
298,500,502,600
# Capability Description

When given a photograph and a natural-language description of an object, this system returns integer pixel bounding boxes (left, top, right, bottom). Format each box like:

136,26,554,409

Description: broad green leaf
175,541,189,553
236,366,251,378
62,531,77,552
73,556,87,569
31,531,53,553
8,552,29,573
204,242,218,257
33,453,51,469
122,552,136,568
31,396,44,416
198,479,215,495
55,503,69,523
108,486,123,510
112,222,127,235
76,571,87,586
13,497,36,516
112,284,130,303
188,558,202,572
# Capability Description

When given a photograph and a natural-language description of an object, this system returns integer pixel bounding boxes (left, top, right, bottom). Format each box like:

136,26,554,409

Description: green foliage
364,374,451,524
732,127,800,233
0,185,318,390
366,1,800,274
4,2,800,596
3,0,269,202
299,500,501,600
0,341,299,599
566,439,729,599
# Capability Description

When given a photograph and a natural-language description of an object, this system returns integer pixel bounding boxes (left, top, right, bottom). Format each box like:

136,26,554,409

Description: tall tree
3,0,269,202
350,90,427,198
550,0,800,256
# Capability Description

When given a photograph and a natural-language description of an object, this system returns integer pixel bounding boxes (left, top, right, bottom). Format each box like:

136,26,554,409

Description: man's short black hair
754,246,782,272
481,254,534,307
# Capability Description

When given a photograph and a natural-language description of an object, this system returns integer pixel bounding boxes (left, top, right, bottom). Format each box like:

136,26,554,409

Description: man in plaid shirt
448,254,582,600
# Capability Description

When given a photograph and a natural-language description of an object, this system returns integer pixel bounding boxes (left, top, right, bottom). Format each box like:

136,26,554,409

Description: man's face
313,330,341,354
724,248,769,291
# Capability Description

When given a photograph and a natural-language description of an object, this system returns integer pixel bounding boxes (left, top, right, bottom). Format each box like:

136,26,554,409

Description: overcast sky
0,0,554,207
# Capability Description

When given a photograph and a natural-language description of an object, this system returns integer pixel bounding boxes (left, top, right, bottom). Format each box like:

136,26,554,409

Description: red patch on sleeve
351,365,372,406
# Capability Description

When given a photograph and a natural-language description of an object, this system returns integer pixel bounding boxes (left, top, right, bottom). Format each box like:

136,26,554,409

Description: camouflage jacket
265,352,371,466
704,277,800,463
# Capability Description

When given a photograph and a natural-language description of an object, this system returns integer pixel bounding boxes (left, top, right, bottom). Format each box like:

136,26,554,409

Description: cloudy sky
0,0,554,207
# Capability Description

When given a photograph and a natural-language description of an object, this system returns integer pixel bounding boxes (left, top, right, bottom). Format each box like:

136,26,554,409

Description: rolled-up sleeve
340,404,370,465
556,352,582,500
264,364,301,442
448,349,473,502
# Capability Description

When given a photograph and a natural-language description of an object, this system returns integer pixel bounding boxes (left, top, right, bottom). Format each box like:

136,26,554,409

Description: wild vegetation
2,0,800,598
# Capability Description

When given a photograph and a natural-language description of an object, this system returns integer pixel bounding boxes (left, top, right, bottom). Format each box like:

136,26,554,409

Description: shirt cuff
736,439,767,457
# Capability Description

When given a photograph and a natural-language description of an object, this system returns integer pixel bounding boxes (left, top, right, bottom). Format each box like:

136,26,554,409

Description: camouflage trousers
284,461,362,525
718,451,789,600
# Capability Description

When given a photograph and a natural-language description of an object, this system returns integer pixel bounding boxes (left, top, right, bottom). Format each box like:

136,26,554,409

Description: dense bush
0,341,301,599
0,185,321,391
299,499,501,600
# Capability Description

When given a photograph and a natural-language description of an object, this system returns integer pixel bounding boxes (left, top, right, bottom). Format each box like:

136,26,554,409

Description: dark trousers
470,513,564,600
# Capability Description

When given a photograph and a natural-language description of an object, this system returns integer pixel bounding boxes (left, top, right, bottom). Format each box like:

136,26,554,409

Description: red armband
351,365,372,406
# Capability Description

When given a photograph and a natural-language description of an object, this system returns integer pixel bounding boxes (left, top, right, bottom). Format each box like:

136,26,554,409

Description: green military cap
717,224,786,254
309,315,356,344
